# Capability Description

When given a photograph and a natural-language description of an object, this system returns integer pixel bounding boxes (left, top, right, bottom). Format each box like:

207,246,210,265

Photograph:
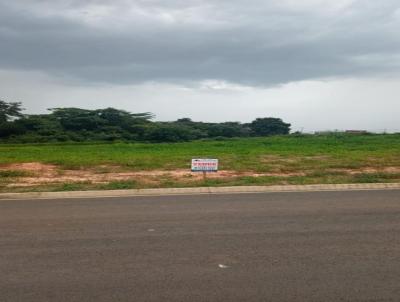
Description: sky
1,0,399,132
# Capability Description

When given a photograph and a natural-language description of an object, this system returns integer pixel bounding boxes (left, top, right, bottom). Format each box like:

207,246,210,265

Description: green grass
0,134,399,192
97,180,139,190
1,134,399,170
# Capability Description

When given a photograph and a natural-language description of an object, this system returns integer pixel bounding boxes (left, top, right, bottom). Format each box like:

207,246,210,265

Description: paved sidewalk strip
1,183,400,200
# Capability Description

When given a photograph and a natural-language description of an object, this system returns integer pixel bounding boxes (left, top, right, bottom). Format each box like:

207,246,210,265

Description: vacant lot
0,134,399,192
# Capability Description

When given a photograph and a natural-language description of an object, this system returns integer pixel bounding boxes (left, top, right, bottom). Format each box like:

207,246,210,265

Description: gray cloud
1,0,400,86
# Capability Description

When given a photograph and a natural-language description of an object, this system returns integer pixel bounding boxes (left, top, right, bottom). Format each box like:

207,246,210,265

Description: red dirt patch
0,162,306,187
1,162,399,188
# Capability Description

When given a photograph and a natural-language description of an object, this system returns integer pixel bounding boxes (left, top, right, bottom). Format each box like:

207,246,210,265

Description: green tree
249,118,291,136
96,108,153,125
0,100,24,123
146,124,205,142
207,122,250,138
0,101,293,143
49,108,102,131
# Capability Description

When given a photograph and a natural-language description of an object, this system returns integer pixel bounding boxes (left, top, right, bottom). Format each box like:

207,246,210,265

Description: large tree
0,100,24,123
249,118,291,136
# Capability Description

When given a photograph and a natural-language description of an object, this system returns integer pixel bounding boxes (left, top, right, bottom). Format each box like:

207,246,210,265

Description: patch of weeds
56,163,83,170
286,176,314,185
97,180,138,190
202,178,232,187
56,182,92,191
158,175,179,188
92,166,116,174
327,162,364,169
0,170,34,178
234,176,283,186
55,168,67,176
306,170,348,178
199,175,284,187
375,173,400,180
0,182,90,193
352,173,400,183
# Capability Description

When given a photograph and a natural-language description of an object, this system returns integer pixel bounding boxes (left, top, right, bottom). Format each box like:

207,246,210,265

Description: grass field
1,134,399,192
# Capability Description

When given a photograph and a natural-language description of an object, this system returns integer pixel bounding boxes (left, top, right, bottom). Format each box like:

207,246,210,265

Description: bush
0,101,292,143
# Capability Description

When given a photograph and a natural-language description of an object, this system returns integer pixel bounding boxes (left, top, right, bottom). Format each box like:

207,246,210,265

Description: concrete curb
0,183,400,201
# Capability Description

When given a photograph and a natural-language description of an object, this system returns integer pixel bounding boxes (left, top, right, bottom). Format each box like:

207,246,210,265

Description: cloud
1,0,400,86
0,1,399,132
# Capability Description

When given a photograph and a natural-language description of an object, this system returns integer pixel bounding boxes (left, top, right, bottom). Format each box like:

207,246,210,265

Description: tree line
0,100,291,143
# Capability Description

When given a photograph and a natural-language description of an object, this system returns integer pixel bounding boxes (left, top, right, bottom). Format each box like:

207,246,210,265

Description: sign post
191,159,218,181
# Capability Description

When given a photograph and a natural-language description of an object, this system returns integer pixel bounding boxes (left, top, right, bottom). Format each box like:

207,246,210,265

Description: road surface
1,190,400,301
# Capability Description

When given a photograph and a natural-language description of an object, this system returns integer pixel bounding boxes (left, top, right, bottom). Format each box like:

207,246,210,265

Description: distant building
314,131,340,135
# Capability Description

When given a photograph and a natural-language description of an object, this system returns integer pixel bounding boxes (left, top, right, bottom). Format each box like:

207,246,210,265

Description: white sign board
191,159,218,172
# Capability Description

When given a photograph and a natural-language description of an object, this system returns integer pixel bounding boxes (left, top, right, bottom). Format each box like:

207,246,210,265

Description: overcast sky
1,0,399,132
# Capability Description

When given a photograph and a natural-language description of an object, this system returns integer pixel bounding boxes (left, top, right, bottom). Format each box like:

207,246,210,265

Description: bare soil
0,162,305,187
1,162,399,188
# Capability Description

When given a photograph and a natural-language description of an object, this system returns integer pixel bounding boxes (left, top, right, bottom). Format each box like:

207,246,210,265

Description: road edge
0,183,400,200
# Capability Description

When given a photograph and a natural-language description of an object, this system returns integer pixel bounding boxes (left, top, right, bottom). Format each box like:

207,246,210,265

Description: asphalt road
1,190,400,302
